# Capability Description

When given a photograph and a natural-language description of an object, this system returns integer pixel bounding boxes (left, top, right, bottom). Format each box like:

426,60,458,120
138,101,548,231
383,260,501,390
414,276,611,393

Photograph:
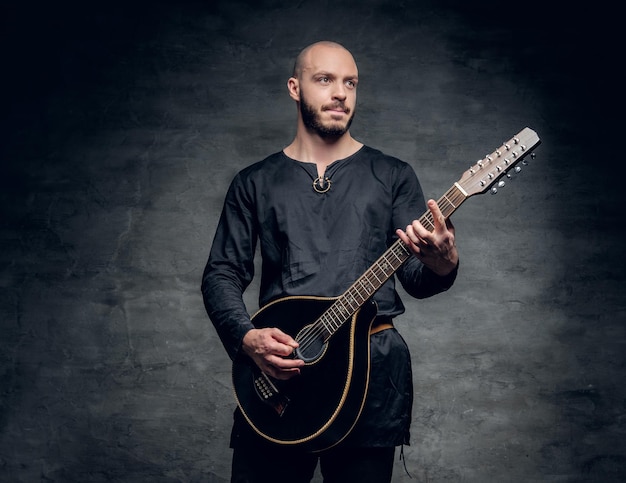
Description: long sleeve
397,257,458,299
201,173,257,361
390,162,458,300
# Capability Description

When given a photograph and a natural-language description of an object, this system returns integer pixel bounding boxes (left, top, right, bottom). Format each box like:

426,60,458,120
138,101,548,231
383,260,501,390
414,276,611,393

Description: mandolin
232,127,541,452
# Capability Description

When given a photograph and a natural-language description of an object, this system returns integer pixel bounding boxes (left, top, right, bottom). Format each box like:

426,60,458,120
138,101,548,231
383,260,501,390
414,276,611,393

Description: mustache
322,102,350,114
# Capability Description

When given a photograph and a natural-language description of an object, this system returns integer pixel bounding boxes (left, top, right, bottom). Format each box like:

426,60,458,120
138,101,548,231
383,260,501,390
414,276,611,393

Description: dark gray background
1,0,624,481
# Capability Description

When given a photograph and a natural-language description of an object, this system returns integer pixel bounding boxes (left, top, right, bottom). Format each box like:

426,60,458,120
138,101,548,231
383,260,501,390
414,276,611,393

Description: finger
396,228,420,246
264,355,303,380
270,327,298,346
396,228,426,258
397,227,419,249
268,327,300,352
261,362,300,380
268,367,301,381
395,228,410,245
268,354,304,370
427,199,446,232
409,220,430,243
445,217,455,234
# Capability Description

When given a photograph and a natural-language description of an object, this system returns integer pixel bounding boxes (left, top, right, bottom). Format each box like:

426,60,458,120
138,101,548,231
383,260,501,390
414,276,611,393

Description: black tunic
201,146,457,447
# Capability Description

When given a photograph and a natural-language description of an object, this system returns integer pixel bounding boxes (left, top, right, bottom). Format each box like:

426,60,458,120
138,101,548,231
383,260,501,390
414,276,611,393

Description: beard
299,91,355,139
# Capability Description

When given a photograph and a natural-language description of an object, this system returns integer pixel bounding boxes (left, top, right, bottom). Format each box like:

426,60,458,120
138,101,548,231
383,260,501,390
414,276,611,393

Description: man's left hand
396,199,459,276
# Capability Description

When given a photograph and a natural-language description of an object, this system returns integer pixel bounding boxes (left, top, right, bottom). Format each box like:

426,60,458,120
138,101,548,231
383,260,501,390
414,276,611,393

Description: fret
370,266,383,284
379,258,392,275
390,242,407,263
358,278,372,296
420,215,435,232
319,315,333,338
343,292,359,311
337,299,348,315
440,185,463,219
329,305,343,326
328,318,341,337
351,284,367,303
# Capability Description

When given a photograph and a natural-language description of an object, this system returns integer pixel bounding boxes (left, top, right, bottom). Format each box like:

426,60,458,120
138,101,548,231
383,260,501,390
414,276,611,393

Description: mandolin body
232,296,377,452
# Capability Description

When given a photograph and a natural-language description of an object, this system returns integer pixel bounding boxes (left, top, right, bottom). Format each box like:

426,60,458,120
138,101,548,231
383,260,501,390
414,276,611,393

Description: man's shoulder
241,151,285,171
358,145,413,169
234,151,287,181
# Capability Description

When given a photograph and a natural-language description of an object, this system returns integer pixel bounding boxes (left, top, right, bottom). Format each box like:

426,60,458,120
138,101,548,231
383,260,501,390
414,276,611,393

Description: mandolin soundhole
295,325,327,364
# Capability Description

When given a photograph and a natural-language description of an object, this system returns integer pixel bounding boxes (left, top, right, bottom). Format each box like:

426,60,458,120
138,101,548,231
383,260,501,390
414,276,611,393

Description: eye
318,76,330,84
346,80,356,89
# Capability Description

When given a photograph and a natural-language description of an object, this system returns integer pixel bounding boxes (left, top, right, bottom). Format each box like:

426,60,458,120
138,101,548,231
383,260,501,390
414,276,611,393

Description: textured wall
1,1,623,481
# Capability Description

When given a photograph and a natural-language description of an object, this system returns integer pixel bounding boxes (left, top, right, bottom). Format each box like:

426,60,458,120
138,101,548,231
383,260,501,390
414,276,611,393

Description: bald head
286,40,359,140
292,41,355,79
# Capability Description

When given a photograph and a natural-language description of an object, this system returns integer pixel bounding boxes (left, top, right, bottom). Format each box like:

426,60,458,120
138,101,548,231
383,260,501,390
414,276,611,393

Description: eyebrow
311,71,359,81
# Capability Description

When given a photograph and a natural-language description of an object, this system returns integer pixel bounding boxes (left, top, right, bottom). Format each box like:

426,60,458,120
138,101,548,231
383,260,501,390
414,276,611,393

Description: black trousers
231,444,395,483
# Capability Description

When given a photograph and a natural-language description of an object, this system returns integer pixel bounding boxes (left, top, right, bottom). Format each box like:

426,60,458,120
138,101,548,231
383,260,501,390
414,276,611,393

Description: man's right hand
241,328,305,380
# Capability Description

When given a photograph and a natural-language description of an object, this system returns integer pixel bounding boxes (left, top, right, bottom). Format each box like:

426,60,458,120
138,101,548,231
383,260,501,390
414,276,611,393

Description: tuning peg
505,166,522,180
523,152,537,166
490,180,506,195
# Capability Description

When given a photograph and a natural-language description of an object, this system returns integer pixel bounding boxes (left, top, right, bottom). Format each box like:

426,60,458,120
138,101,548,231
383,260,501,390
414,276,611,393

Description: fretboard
317,183,467,340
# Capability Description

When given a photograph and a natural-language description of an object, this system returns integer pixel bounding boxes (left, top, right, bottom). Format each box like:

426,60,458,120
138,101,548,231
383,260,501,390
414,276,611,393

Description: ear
287,77,300,102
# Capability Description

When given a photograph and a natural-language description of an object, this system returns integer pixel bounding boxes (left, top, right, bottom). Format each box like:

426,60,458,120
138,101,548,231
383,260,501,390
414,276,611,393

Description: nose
332,83,347,101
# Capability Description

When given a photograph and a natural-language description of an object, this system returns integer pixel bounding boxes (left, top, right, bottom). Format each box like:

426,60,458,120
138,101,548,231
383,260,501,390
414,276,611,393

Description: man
202,41,459,483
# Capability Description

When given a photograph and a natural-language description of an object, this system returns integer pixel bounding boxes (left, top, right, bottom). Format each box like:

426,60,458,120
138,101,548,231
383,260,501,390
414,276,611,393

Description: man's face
295,46,359,138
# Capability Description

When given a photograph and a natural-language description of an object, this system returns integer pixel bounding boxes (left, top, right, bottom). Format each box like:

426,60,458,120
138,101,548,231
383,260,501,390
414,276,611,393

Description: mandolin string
296,184,467,352
296,245,406,351
315,242,408,345
298,238,440,352
296,238,415,351
296,249,410,350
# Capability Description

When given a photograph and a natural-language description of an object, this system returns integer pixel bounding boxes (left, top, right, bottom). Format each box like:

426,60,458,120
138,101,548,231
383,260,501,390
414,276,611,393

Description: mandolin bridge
253,372,290,417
